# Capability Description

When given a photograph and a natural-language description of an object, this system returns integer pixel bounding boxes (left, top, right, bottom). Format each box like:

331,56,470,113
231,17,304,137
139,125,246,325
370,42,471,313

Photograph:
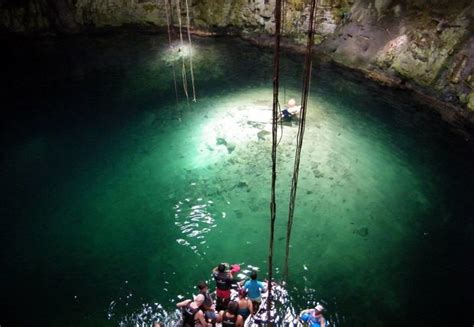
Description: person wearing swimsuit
237,289,253,321
212,263,234,311
177,294,209,326
218,301,244,327
299,303,326,327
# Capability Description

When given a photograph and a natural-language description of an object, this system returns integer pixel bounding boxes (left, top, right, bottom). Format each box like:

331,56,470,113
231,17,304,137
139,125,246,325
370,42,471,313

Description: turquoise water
1,34,473,326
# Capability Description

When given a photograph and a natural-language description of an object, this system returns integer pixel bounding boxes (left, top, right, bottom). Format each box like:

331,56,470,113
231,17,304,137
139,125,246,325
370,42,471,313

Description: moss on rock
468,92,474,112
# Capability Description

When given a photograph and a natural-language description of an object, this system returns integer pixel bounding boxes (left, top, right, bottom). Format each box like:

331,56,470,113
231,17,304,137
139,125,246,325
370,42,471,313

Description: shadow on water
1,33,473,327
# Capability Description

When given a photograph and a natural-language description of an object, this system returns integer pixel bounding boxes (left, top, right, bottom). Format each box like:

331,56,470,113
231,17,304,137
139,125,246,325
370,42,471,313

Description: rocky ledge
1,0,473,133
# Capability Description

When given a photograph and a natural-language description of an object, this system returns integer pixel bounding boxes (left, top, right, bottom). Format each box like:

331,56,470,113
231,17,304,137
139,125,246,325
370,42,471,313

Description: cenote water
1,33,473,326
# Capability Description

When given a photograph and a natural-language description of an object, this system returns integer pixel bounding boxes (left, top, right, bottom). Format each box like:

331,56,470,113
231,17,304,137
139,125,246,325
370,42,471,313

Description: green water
1,34,473,326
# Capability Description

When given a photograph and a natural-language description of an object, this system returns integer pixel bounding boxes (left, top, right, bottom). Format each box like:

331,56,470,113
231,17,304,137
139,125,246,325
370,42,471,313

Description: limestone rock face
0,0,79,33
0,0,472,122
74,0,166,28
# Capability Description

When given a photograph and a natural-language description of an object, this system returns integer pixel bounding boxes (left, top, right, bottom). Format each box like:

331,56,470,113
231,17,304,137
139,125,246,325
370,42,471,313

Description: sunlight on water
109,265,323,326
108,82,430,326
2,34,472,327
112,301,182,326
174,195,218,256
192,87,275,168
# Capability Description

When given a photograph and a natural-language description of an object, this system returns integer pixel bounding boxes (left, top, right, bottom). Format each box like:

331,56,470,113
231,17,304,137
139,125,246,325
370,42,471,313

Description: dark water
1,33,473,326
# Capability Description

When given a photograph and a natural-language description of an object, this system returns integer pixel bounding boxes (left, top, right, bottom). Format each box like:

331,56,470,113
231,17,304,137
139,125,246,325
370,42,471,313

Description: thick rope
267,0,282,324
184,0,197,102
164,0,179,104
175,0,189,103
283,0,318,280
276,0,287,148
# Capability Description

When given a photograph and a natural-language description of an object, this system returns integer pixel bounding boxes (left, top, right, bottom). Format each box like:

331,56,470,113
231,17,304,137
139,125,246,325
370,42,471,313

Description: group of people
176,263,266,327
174,262,326,327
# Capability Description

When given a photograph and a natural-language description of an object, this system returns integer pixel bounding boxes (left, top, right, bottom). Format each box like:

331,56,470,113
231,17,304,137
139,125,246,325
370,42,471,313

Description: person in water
212,263,234,311
299,303,326,327
243,270,267,313
280,98,301,120
217,300,244,327
176,294,209,327
237,288,253,321
197,281,217,325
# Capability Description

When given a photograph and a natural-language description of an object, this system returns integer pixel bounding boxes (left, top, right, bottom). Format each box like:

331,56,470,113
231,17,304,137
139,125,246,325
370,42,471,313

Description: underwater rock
226,142,236,153
313,169,324,178
257,130,270,140
354,227,369,237
247,121,265,129
237,181,248,188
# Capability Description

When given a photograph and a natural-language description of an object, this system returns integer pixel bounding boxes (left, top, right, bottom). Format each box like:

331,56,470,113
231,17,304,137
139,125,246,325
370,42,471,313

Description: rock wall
319,0,474,124
1,0,473,125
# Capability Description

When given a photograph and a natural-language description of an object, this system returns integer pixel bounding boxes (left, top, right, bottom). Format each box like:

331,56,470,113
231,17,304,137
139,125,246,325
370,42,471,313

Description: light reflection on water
112,301,181,326
109,265,337,327
110,286,333,327
174,196,218,256
2,34,471,327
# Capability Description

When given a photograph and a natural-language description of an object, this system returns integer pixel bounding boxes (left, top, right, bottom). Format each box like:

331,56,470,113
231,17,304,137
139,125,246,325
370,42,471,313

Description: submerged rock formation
1,0,473,128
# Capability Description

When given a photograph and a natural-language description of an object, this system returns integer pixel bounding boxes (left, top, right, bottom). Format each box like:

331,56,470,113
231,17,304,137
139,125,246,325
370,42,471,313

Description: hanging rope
184,0,197,102
276,0,287,148
164,0,179,105
277,0,286,146
283,0,319,280
175,0,189,103
267,0,282,324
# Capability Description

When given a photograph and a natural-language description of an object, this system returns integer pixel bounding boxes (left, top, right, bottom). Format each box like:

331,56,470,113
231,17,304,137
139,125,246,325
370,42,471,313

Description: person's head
227,301,239,315
238,288,247,298
197,281,208,292
315,303,324,314
152,322,162,327
218,263,226,273
250,270,257,280
288,98,296,107
194,294,205,306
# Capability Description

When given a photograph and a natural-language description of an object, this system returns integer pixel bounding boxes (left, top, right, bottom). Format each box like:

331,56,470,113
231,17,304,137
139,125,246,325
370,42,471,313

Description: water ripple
173,196,217,256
